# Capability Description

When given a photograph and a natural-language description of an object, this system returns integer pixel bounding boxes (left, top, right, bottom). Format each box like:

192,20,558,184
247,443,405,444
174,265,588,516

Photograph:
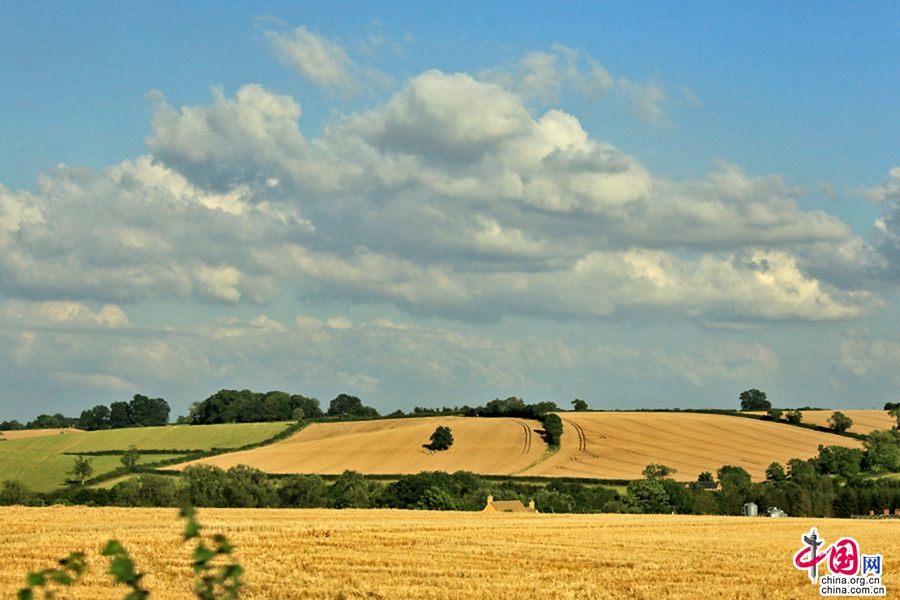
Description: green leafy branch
17,552,87,600
181,505,244,600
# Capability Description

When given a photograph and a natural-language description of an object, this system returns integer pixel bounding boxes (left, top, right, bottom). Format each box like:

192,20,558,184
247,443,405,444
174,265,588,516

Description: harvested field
792,410,896,435
175,416,546,475
1,506,896,599
0,428,80,440
519,412,864,482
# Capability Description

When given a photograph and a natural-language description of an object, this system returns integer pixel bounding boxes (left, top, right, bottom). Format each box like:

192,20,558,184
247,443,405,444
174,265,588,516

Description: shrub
541,413,563,447
0,479,32,505
785,410,803,425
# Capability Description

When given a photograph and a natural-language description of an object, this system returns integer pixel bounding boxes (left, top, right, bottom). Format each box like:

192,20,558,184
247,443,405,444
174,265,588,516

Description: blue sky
1,2,899,421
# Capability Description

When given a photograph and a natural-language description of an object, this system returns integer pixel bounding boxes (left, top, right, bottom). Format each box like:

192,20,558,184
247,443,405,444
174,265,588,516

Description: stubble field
175,413,859,482
175,416,548,476
1,506,895,599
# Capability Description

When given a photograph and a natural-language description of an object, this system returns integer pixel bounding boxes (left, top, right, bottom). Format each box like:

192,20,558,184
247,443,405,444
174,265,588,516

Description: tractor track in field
511,419,532,455
563,418,599,457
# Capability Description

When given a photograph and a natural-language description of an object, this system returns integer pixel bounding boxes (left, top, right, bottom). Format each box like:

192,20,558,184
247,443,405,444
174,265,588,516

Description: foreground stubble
1,507,895,599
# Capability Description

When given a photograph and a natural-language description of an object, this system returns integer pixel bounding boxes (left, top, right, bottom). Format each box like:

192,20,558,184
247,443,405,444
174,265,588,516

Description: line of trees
78,395,171,430
0,467,620,512
0,413,79,431
186,389,324,424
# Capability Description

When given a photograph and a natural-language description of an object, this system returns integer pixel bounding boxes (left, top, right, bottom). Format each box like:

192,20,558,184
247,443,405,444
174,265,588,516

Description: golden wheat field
791,410,896,435
175,416,548,476
520,412,864,482
1,507,896,600
176,413,862,483
0,428,80,440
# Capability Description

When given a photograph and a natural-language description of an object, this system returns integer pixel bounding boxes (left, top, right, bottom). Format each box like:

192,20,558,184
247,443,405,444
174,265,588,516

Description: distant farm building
483,495,537,513
685,481,722,491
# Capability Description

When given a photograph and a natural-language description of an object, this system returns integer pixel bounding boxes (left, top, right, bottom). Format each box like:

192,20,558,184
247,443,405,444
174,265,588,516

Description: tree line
0,467,614,512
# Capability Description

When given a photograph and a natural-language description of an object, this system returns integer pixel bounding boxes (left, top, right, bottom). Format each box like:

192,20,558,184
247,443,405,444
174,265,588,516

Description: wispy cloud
264,26,391,97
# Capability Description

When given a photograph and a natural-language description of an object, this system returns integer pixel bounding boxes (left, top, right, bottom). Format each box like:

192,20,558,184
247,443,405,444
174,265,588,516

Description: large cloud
0,61,887,322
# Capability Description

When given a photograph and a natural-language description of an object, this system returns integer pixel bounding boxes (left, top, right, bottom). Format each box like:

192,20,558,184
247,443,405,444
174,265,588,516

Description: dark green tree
78,405,111,431
817,445,863,477
765,462,787,483
888,406,900,429
109,401,132,428
482,397,527,417
787,458,817,485
717,465,752,490
863,430,900,471
571,399,589,411
833,487,859,519
785,410,803,424
428,426,454,451
415,486,457,511
0,479,32,505
739,389,771,411
278,474,327,508
291,395,323,419
223,465,278,508
642,464,677,480
697,471,714,482
182,464,228,507
27,414,62,429
329,469,373,508
766,407,783,421
627,479,670,514
327,394,379,418
828,411,853,434
129,394,170,427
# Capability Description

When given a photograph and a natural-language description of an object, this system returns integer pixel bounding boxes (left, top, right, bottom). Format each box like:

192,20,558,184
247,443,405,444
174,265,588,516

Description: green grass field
0,422,291,492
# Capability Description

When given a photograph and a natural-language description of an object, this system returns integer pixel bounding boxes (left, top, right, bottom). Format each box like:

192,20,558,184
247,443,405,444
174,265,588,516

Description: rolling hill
174,412,863,482
786,409,895,435
174,416,547,475
517,411,864,481
0,422,290,492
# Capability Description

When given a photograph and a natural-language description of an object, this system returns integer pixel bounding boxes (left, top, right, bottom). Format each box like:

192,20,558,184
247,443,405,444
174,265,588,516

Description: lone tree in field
739,389,771,411
428,426,454,451
571,399,588,411
68,456,94,485
828,411,853,434
120,445,140,472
